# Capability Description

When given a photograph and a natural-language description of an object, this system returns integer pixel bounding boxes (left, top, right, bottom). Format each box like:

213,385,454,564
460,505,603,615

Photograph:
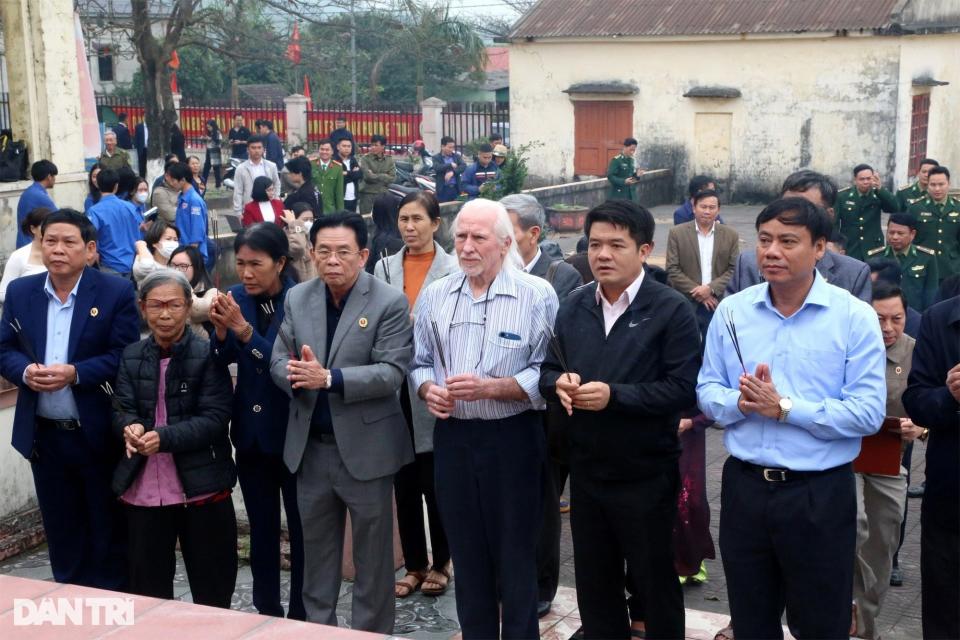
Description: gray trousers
853,468,907,640
297,438,395,633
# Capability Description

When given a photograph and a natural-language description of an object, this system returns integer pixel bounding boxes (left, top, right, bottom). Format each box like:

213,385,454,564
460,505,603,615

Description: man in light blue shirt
34,276,81,419
697,197,886,640
86,167,143,275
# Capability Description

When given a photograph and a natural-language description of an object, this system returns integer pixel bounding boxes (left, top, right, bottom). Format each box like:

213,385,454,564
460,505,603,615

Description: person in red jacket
242,176,285,227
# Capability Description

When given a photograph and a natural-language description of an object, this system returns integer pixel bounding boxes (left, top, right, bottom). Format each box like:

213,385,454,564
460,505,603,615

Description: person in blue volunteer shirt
87,167,144,277
17,160,58,248
167,162,209,261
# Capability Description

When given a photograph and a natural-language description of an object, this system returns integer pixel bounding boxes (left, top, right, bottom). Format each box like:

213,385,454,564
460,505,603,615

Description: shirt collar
886,333,913,364
596,269,645,306
523,248,542,273
696,222,716,237
450,265,519,300
43,272,83,304
752,269,831,312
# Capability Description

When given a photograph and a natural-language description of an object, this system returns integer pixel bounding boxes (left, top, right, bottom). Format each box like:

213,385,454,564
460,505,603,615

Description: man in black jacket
540,200,700,639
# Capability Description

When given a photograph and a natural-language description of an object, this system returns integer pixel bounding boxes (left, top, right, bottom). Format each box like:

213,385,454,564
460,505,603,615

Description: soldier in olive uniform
358,134,397,215
866,213,939,311
606,137,644,201
896,158,939,211
907,166,960,281
313,139,345,214
834,163,900,262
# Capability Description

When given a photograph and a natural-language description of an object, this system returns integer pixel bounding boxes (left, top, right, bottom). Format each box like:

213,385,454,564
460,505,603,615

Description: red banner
307,110,422,146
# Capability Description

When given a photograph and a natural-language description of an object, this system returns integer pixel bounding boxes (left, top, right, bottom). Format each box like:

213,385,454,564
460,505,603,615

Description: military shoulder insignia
910,264,925,271
916,245,936,255
866,246,885,256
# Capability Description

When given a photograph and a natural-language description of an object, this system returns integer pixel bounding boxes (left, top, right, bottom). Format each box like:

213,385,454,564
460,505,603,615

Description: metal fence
307,102,422,153
443,101,510,150
0,93,10,131
179,97,286,147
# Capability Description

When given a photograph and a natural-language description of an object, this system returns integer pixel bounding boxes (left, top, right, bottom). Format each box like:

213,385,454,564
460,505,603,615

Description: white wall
510,33,957,199
0,406,39,517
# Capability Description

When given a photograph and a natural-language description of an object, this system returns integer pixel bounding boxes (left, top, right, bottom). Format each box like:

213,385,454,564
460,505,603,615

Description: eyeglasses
143,299,189,313
169,263,192,272
314,249,361,262
448,275,494,370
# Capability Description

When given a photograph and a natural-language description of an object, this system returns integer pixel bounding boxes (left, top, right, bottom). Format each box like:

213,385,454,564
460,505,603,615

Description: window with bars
908,93,930,177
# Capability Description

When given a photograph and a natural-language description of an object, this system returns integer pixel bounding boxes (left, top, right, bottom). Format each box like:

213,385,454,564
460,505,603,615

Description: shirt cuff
409,366,435,393
786,397,821,431
329,368,344,393
513,367,545,409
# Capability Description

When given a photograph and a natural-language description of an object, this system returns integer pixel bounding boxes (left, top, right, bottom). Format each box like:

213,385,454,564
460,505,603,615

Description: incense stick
722,308,747,375
429,316,447,377
99,381,125,414
381,249,392,284
8,318,40,365
545,325,573,382
277,324,296,358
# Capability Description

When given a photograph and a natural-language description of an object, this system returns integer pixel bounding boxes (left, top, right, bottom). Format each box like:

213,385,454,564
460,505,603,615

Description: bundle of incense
429,316,447,377
277,324,297,358
8,318,40,365
260,300,276,316
722,308,747,375
99,381,126,414
545,325,573,382
381,249,392,284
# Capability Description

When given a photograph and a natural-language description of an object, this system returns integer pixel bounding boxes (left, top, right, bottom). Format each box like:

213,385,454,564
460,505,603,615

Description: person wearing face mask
133,221,182,284
209,223,306,621
281,203,317,282
129,178,151,215
243,176,285,227
283,156,322,216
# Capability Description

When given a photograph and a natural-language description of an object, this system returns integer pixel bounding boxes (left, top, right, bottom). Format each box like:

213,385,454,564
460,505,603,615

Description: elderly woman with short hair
112,269,238,607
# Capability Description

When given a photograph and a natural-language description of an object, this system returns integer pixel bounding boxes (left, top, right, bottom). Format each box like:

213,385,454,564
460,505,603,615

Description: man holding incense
540,199,700,639
411,198,558,638
697,197,887,640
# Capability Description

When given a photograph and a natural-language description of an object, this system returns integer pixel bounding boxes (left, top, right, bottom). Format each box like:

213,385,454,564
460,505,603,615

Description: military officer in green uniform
866,213,939,311
358,134,396,214
314,139,345,214
606,137,644,201
896,157,939,211
907,166,960,280
834,163,900,261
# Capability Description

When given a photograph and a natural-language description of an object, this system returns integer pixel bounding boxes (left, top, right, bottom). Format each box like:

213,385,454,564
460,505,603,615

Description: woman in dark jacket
283,156,322,215
366,191,404,273
112,269,237,608
208,223,305,620
201,119,223,188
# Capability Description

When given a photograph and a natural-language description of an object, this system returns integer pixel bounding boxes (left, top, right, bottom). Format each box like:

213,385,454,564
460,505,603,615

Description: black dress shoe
890,565,904,586
538,600,552,618
570,626,585,640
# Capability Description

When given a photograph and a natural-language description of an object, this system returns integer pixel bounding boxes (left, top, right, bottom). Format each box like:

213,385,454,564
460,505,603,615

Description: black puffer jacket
112,328,236,498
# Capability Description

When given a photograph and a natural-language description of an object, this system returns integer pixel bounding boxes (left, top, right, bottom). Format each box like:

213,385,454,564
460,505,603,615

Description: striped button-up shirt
410,266,559,420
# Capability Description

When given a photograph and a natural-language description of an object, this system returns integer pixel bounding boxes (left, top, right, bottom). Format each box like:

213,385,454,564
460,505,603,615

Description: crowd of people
0,118,957,640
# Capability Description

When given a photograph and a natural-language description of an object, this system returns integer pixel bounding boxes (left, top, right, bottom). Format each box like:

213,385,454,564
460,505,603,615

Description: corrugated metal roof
509,0,903,39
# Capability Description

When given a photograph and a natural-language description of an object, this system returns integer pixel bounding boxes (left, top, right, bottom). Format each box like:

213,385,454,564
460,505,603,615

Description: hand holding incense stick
545,325,573,383
429,315,448,378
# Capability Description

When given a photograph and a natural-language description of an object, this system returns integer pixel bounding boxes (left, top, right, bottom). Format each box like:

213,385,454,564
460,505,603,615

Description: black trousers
30,425,127,590
201,152,222,188
920,506,959,639
136,148,147,178
395,382,450,572
236,448,306,619
720,457,856,640
570,467,684,640
434,411,543,640
535,414,569,603
126,496,238,608
344,199,358,212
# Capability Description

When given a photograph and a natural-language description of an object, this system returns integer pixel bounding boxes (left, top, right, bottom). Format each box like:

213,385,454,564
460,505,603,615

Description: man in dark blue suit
0,209,140,589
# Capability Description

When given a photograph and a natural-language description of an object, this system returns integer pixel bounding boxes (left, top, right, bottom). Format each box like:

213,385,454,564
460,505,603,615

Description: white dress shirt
595,269,645,336
522,248,542,274
696,222,716,285
258,201,275,223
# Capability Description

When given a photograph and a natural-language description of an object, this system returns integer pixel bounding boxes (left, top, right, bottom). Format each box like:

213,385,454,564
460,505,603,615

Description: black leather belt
737,457,847,483
36,417,81,431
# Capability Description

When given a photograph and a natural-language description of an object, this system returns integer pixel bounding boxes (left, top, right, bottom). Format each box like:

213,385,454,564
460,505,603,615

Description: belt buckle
762,468,788,482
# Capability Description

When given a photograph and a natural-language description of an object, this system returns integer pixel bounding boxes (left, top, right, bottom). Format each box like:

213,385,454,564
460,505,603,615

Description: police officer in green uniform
896,158,939,211
834,163,900,262
866,213,939,311
907,166,960,281
313,139,345,214
606,137,644,201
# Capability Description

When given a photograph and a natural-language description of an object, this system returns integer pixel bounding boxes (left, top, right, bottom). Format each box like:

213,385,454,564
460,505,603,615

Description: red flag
286,23,301,64
168,50,180,93
303,74,312,107
168,50,181,70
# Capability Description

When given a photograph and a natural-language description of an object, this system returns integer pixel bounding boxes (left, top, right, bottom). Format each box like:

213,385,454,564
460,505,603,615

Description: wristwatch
777,397,793,423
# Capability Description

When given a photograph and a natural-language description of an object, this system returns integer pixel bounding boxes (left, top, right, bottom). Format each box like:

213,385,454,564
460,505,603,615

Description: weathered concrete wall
509,34,952,201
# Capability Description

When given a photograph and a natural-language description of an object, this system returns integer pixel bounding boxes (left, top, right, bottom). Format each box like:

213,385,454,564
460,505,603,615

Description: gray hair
103,129,117,140
139,268,194,302
500,193,545,230
451,199,523,269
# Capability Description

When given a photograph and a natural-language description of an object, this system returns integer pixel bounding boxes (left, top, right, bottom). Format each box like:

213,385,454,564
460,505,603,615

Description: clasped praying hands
737,363,783,419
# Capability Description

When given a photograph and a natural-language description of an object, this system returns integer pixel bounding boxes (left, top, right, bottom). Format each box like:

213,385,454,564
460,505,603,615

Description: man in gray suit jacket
725,170,871,302
503,194,583,300
270,212,413,632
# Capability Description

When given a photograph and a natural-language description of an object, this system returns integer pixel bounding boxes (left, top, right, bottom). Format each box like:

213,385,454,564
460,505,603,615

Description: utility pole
350,0,357,107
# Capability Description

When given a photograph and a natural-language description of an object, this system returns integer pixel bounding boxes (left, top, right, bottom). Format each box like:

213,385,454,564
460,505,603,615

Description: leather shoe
538,600,552,618
890,565,904,587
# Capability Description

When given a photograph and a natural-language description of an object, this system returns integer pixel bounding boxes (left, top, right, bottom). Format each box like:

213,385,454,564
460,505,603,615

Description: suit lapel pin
895,366,902,375
90,307,99,317
180,382,188,393
359,317,368,328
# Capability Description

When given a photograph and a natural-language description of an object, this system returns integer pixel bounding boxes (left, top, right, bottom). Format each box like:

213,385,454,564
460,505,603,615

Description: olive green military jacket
315,160,345,214
834,186,900,261
866,244,939,311
607,153,636,200
896,182,926,212
908,195,960,280
98,148,131,171
359,152,396,196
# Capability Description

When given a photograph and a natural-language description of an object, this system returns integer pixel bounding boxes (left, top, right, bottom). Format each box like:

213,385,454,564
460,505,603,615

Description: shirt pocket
483,331,527,378
792,347,845,398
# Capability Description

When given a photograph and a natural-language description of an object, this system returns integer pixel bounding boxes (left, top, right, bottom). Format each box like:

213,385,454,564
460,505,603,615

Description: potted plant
546,202,589,232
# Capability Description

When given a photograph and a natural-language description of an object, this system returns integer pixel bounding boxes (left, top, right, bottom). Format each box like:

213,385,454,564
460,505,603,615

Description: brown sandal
395,570,427,598
421,565,452,596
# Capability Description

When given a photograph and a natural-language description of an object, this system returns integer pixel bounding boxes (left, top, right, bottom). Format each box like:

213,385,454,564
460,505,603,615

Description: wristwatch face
779,397,793,412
